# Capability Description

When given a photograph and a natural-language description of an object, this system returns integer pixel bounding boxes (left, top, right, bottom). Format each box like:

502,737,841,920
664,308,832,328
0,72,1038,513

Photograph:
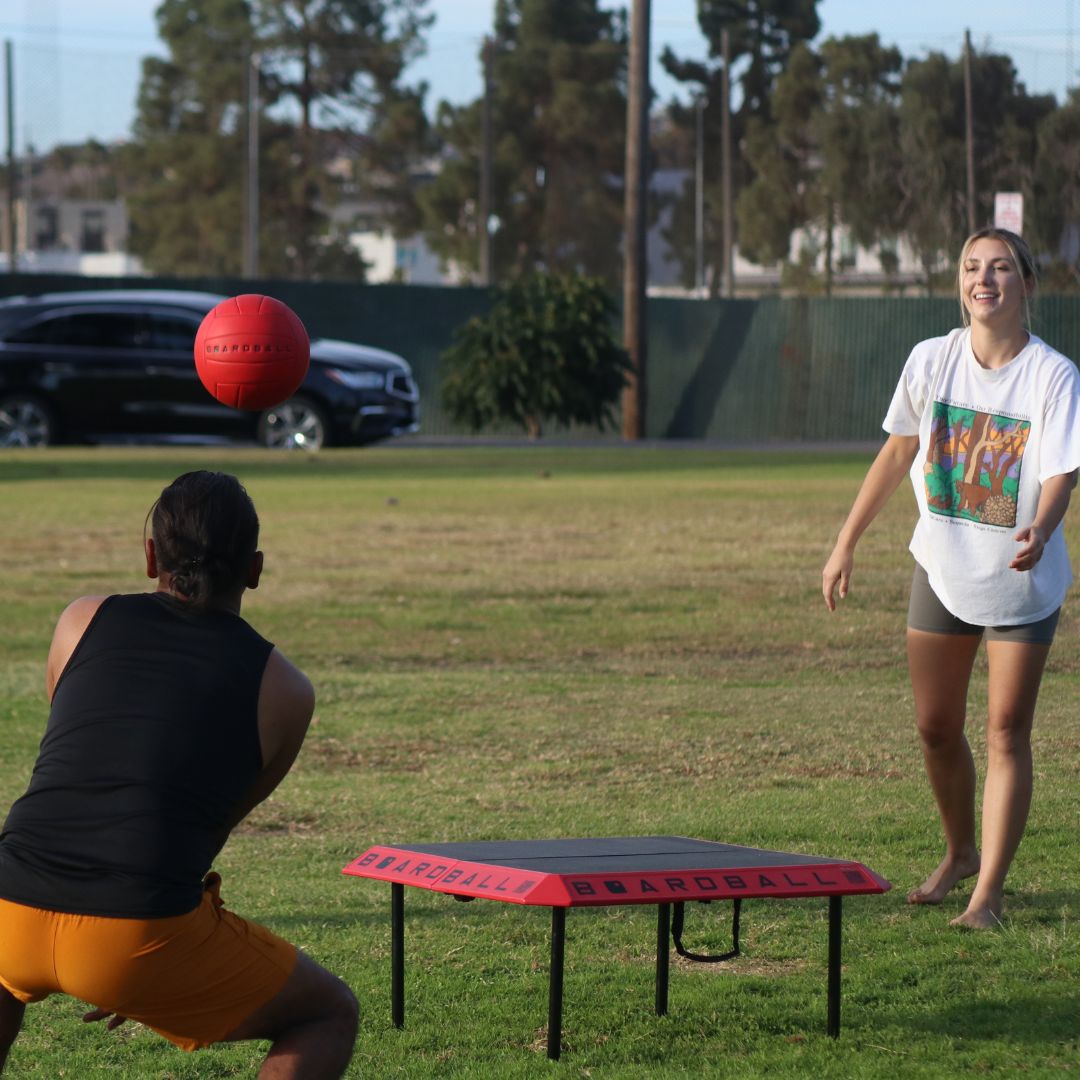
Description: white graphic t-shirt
883,328,1080,625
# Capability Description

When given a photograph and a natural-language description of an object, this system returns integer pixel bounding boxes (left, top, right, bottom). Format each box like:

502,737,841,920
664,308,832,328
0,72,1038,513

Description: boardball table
343,835,891,1060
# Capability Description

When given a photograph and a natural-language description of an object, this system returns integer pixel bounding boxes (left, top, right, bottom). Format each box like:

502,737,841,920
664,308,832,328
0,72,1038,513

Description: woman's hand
1010,524,1046,572
820,434,918,612
822,544,855,611
1010,472,1077,573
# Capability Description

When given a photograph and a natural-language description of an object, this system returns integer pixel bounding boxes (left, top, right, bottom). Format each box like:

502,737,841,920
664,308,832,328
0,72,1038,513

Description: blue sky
0,0,1075,150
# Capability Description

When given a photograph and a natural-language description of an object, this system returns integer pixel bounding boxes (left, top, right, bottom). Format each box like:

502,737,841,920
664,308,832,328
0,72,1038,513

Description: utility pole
479,36,494,286
621,0,650,441
694,95,705,294
1069,0,1075,95
5,41,15,275
720,28,734,298
963,30,976,235
244,52,260,278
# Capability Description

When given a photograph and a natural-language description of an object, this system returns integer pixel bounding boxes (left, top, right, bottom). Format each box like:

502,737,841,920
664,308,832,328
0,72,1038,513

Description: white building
349,229,466,285
0,197,146,275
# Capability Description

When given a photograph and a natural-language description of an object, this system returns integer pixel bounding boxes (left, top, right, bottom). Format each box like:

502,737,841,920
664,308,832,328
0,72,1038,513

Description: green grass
1,445,1078,1078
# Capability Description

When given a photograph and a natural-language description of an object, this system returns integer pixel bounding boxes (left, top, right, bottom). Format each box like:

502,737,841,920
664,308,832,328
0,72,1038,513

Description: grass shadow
911,991,1080,1044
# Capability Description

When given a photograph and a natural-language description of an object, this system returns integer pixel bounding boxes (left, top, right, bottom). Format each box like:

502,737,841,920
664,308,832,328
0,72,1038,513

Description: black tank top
0,593,274,918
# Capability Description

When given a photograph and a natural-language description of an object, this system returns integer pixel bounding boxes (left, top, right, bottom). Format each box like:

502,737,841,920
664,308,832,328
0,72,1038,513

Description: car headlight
326,368,387,390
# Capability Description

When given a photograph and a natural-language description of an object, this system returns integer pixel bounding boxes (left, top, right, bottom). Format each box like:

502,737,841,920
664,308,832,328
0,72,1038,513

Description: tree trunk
963,413,991,485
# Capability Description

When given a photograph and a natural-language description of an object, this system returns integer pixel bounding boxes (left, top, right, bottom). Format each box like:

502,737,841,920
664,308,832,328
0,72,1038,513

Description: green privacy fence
648,296,953,442
3,274,1079,443
647,294,1080,442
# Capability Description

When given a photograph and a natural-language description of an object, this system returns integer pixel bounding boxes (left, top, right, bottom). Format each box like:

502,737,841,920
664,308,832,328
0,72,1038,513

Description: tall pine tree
417,0,627,284
659,0,821,286
123,0,431,279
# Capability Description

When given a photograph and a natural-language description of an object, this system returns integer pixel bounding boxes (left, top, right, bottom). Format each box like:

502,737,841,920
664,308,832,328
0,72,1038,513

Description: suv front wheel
256,395,330,451
0,394,56,447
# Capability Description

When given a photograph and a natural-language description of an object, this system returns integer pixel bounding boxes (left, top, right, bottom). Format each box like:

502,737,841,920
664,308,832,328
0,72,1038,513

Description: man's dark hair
148,471,260,609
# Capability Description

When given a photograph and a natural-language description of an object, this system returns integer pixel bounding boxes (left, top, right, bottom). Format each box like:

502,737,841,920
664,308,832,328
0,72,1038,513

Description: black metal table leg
655,902,671,1015
827,895,841,1038
548,906,566,1060
391,883,405,1029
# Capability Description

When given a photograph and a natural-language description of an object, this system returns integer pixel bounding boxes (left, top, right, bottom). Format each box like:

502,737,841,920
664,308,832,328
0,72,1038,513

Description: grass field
0,445,1078,1079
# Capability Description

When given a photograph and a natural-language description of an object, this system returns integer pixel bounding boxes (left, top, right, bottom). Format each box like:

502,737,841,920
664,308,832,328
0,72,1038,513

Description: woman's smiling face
960,236,1031,328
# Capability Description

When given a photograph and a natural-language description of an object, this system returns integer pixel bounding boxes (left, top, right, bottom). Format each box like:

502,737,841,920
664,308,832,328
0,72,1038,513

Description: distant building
0,197,146,275
325,160,469,286
646,167,937,297
348,229,465,285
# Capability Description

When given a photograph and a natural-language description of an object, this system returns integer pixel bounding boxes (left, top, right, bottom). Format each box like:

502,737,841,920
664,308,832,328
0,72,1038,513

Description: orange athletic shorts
0,873,297,1051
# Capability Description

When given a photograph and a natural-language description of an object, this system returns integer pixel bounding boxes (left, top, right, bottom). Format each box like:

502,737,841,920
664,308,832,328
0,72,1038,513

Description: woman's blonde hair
956,227,1037,328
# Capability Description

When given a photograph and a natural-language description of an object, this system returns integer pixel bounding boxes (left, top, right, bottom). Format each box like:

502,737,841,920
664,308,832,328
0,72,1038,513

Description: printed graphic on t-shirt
924,402,1030,527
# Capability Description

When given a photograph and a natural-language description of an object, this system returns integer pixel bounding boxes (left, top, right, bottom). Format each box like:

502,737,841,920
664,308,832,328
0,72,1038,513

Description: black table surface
383,835,856,873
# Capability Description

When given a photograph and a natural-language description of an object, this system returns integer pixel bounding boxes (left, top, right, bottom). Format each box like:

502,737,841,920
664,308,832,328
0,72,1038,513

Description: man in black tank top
0,472,357,1078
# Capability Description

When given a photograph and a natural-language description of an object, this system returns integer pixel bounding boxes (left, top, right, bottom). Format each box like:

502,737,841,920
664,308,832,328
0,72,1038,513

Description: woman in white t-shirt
822,227,1080,929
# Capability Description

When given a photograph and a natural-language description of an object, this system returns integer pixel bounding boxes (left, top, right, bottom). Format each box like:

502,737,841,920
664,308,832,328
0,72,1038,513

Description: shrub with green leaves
441,272,630,438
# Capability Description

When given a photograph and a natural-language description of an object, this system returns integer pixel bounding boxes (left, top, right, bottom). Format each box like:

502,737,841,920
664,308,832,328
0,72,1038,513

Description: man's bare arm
225,648,316,831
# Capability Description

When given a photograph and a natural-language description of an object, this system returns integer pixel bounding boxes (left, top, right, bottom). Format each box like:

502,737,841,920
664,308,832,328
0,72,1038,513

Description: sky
0,0,1076,151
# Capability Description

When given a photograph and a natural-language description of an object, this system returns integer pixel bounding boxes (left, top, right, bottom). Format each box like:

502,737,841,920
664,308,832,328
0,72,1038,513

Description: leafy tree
895,53,964,290
734,34,904,292
659,0,821,285
417,0,627,284
694,0,822,117
735,40,820,267
25,140,126,202
898,49,1054,292
254,0,433,274
361,82,434,236
814,35,904,269
121,0,254,276
124,0,431,279
967,55,1055,222
1035,90,1080,286
441,272,629,439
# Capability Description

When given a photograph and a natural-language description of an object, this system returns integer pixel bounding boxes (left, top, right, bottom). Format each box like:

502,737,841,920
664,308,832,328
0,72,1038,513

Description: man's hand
82,1007,128,1031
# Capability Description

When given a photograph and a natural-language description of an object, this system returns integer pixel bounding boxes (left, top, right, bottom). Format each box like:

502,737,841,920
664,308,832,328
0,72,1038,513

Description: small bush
441,272,630,438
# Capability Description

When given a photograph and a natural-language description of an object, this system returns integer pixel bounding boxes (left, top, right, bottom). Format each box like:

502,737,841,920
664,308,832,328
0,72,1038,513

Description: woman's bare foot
951,882,1005,929
907,851,981,905
950,903,1003,929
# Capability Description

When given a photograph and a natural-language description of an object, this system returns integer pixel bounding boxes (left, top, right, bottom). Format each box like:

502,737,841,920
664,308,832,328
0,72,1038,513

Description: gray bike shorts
907,562,1060,645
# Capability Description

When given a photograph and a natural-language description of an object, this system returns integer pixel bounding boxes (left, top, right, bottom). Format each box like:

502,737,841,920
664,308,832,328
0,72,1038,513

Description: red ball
194,294,310,410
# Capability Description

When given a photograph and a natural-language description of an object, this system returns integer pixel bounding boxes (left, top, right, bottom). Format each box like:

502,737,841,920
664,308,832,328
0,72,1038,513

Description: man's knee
223,952,357,1044
323,974,359,1033
295,957,357,1028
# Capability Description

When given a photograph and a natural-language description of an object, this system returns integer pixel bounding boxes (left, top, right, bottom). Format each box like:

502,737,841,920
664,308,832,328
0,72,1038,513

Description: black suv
0,289,420,449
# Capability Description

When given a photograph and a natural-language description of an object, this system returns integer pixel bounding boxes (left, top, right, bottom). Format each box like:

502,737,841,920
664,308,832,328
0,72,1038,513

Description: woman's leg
906,628,983,904
952,638,1049,928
